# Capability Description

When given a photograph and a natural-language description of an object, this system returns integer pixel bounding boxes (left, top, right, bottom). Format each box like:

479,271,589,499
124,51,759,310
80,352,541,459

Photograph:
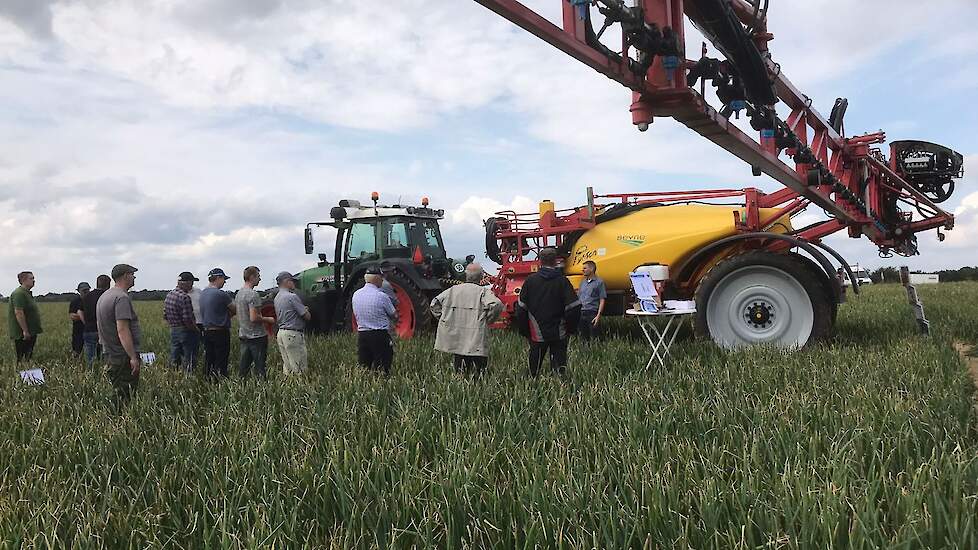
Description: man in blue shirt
577,260,607,343
199,267,236,380
352,266,397,375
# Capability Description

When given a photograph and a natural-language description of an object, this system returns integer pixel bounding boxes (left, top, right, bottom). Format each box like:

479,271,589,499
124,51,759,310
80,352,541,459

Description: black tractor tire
694,251,833,349
344,269,435,339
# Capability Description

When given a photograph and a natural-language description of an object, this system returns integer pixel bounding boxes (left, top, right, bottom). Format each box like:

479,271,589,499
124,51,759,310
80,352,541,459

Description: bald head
464,263,485,283
364,273,383,287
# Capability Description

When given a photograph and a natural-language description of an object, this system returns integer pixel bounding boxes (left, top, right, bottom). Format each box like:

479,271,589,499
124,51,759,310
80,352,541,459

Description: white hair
464,263,485,283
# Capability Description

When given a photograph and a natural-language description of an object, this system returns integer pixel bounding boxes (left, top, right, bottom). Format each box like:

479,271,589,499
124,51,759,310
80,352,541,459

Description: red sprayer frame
475,0,959,325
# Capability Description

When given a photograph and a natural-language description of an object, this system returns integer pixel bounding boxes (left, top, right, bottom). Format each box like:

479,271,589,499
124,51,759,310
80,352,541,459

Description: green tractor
295,194,471,338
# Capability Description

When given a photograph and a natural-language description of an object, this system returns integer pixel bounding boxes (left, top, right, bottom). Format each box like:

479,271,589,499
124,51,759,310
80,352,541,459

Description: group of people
7,247,607,407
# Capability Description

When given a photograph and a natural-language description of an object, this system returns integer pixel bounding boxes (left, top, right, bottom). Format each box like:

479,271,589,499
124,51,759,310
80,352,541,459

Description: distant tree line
870,266,978,284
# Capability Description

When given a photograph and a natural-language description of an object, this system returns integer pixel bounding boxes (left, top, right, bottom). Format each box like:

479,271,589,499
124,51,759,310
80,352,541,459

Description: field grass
2,282,978,548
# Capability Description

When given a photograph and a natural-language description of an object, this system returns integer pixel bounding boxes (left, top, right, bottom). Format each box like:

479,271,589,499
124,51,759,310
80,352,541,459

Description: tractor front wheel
694,251,833,349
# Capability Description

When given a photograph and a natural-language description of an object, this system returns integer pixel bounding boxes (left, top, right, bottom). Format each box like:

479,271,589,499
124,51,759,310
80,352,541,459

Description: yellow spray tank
563,203,793,289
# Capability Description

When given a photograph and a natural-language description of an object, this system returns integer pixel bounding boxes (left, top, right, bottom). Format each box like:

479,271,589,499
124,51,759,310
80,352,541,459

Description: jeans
170,327,200,373
202,328,231,379
14,336,37,363
239,336,268,379
579,310,600,342
528,339,568,377
357,330,393,375
71,325,85,356
83,332,101,367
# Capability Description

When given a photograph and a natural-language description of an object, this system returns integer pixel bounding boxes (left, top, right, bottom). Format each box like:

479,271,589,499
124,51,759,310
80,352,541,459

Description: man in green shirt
8,271,43,363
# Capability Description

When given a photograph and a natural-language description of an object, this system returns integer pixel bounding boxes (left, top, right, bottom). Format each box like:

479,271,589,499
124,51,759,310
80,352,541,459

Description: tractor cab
298,194,468,338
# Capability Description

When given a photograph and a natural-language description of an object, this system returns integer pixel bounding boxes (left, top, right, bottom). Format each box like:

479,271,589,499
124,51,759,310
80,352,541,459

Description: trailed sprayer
476,0,964,347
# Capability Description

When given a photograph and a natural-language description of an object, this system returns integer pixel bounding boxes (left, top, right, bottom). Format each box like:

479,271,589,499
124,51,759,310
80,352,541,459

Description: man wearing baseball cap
199,267,236,380
163,271,200,373
96,263,141,409
68,282,90,358
273,271,311,375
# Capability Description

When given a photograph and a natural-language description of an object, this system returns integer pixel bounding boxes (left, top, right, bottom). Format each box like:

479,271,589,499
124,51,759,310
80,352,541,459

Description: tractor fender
674,232,852,304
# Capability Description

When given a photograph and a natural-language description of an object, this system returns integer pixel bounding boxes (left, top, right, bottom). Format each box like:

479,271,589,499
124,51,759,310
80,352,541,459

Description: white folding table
625,308,696,368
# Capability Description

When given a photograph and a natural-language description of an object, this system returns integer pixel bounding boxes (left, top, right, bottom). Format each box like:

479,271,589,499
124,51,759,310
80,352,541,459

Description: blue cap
208,267,228,280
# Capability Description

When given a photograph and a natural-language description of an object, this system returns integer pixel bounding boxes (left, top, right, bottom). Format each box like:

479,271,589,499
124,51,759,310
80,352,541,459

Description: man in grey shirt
274,271,311,375
236,266,274,379
96,263,142,409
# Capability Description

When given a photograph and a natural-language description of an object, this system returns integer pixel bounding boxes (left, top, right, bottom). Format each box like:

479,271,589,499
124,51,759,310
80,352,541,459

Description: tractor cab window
384,222,409,249
376,217,446,259
347,222,377,259
409,219,446,258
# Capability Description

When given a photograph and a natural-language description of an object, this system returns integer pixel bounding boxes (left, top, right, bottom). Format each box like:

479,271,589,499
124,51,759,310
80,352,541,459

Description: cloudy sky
1,0,976,294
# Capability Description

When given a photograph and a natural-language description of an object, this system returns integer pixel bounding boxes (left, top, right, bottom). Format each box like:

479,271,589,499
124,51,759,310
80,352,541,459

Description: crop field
2,282,978,548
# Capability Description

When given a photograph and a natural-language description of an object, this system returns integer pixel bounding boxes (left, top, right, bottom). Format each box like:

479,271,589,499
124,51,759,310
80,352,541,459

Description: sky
1,0,977,294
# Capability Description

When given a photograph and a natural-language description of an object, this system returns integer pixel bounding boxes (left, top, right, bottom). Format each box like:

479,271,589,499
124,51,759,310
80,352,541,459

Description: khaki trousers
277,329,307,375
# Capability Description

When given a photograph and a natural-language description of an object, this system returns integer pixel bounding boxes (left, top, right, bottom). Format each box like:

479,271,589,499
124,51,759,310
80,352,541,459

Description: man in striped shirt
351,266,397,375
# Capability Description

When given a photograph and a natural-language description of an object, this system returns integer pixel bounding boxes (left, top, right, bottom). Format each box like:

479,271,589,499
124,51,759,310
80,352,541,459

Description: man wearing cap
515,248,581,378
69,282,90,357
430,263,503,376
236,266,275,379
163,272,201,373
352,266,398,375
273,271,311,375
96,264,141,409
81,274,110,367
199,268,236,380
8,271,42,363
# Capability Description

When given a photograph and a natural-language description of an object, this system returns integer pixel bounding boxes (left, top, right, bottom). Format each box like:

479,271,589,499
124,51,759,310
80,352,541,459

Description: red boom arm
473,0,960,256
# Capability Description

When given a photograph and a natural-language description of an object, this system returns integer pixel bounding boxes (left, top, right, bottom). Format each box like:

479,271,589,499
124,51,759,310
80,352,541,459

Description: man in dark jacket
515,248,581,377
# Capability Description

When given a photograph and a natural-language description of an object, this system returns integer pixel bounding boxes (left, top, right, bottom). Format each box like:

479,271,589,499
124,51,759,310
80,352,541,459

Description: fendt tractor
293,193,471,338
476,0,965,348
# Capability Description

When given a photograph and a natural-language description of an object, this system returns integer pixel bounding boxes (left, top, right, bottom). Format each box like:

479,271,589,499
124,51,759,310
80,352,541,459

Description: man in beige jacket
430,263,504,376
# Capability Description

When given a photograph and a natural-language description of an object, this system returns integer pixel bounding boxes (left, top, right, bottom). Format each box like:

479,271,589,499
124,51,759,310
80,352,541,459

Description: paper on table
664,300,696,311
139,352,156,366
18,368,44,385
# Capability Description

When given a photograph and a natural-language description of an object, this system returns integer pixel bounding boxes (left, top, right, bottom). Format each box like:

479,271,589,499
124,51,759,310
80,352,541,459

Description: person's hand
22,329,30,340
592,314,601,326
130,356,141,375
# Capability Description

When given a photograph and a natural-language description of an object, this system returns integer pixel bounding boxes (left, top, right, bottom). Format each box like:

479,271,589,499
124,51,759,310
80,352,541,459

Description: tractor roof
333,199,444,221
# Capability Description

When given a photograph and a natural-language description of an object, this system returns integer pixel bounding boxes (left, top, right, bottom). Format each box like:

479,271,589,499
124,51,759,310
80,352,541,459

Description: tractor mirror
304,227,314,255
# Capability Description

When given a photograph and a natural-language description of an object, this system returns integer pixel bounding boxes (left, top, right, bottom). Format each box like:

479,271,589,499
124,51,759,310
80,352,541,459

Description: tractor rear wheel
345,270,434,339
694,251,833,349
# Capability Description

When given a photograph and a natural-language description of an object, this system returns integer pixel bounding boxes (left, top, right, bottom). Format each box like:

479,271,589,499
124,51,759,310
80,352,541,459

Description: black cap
364,265,383,275
276,271,298,284
77,282,91,291
178,271,199,282
208,268,228,279
111,264,138,279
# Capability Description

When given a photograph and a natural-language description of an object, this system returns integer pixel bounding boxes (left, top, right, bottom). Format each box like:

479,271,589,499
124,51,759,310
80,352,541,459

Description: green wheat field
2,282,978,548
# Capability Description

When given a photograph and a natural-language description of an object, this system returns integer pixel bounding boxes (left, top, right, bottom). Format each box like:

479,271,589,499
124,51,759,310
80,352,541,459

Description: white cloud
451,195,538,230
